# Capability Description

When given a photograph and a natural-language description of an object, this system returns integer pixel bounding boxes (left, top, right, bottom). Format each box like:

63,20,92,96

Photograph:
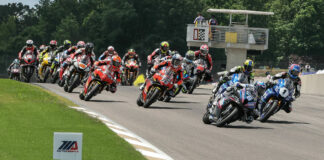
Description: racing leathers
18,45,38,62
98,50,118,60
150,60,184,96
147,48,171,74
258,72,301,114
194,50,213,82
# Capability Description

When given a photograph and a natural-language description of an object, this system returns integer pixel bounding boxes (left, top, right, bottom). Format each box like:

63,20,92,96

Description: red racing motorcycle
79,64,117,101
20,50,36,82
136,66,176,108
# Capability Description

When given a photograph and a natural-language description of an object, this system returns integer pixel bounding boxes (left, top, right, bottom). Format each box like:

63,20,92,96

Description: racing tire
259,100,278,122
143,88,160,108
136,94,144,106
188,76,198,94
84,83,100,101
202,112,212,124
68,73,80,93
215,106,238,127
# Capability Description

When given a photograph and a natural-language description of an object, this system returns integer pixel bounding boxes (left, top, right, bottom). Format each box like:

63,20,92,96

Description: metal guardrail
187,24,269,48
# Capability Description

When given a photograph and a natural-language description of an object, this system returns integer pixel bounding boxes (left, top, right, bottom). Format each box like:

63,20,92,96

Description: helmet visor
172,59,181,66
245,65,253,72
291,70,300,76
113,60,121,67
161,46,169,52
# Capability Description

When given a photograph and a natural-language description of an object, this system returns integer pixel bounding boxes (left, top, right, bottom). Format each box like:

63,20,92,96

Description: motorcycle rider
144,54,184,97
38,40,57,79
212,59,255,94
50,40,72,73
183,50,196,77
147,41,172,75
88,55,122,93
257,64,301,115
7,59,20,78
122,49,142,68
18,40,38,62
98,46,118,60
59,41,86,81
194,44,213,82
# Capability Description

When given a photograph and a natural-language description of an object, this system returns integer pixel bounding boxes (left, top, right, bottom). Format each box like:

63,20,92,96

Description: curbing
69,106,173,160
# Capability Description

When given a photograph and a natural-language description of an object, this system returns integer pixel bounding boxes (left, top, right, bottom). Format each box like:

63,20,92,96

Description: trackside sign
53,132,83,160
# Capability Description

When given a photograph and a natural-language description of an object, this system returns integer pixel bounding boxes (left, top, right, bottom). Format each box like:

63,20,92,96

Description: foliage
0,0,323,73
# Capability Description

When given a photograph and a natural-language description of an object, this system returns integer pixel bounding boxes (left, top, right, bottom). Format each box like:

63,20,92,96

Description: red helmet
50,40,57,48
112,55,121,67
200,44,209,56
77,41,85,48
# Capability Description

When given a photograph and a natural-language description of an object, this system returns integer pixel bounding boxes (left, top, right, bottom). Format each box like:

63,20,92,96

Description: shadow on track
148,106,192,110
89,99,126,103
191,92,210,95
265,119,309,124
221,125,273,129
167,101,198,104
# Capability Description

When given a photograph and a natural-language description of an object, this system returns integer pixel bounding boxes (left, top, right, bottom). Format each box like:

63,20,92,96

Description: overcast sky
0,0,39,7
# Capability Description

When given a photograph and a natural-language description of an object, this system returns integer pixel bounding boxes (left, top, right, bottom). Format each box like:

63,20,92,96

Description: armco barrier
301,74,324,96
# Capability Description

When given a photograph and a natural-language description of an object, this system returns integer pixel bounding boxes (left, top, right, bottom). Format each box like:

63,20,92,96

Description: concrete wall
301,74,324,96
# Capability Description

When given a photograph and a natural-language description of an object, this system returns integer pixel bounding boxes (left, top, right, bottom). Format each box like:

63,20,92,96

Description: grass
0,79,146,160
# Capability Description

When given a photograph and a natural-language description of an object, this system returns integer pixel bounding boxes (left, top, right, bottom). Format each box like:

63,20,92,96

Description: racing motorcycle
203,84,258,127
50,51,65,83
9,63,20,81
64,55,91,93
188,59,207,94
39,51,54,82
79,64,117,101
20,50,36,82
124,58,139,85
137,66,176,108
258,78,295,122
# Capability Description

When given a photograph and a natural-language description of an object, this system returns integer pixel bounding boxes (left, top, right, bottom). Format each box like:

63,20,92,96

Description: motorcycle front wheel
215,105,238,127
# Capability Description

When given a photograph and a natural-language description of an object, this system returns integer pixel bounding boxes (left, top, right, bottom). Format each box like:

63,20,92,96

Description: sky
0,0,39,7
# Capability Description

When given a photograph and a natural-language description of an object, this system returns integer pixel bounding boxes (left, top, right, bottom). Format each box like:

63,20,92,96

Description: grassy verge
0,79,146,160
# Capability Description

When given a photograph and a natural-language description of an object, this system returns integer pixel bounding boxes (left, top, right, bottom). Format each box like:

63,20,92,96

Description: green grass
0,79,146,160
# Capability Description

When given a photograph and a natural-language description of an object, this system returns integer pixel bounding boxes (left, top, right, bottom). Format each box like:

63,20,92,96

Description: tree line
0,0,323,74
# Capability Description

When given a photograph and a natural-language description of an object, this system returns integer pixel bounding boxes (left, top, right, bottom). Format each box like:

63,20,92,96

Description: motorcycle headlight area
279,87,289,98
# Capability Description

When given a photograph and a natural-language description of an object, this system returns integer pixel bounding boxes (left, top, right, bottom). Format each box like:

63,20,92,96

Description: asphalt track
37,83,324,160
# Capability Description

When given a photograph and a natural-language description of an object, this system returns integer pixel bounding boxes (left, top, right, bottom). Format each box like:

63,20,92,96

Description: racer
98,46,118,60
194,44,213,82
146,41,172,75
18,40,38,62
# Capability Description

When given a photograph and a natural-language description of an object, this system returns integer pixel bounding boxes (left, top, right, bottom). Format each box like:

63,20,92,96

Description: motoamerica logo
57,141,79,152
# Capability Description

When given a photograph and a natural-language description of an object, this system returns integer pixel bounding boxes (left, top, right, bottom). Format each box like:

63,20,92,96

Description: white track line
69,106,173,160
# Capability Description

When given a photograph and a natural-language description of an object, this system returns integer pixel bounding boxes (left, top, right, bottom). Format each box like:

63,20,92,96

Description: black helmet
85,42,94,53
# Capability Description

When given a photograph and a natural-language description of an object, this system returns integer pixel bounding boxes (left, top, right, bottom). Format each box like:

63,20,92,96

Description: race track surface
37,83,324,160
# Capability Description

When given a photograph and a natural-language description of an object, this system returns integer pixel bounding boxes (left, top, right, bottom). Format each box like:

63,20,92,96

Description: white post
225,48,247,70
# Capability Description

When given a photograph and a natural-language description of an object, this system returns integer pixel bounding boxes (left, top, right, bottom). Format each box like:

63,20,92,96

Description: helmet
107,46,115,54
77,41,85,48
63,40,71,48
14,59,19,64
254,81,266,96
200,44,209,56
112,55,121,67
288,64,301,79
50,40,57,48
185,50,195,61
85,42,94,53
26,40,33,48
160,41,169,54
243,59,254,73
128,48,135,54
39,45,46,51
171,53,183,68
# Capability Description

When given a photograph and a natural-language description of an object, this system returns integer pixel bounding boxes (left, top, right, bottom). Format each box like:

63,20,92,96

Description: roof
207,9,274,16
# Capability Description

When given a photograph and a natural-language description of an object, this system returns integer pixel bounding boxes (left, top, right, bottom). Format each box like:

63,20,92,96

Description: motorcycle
50,51,64,83
20,51,36,82
64,55,91,93
9,63,20,81
137,66,176,108
124,59,139,85
39,51,54,82
188,59,207,94
203,84,258,127
79,64,117,101
258,78,295,122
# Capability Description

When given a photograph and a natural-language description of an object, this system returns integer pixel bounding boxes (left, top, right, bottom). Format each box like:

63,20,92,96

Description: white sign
53,132,83,160
186,25,209,42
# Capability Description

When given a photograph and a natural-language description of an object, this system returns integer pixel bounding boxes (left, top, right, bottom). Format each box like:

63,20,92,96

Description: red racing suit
194,50,213,82
153,60,184,87
98,50,118,60
18,45,38,61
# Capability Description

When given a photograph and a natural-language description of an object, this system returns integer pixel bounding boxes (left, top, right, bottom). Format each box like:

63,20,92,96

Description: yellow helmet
243,59,254,73
160,41,170,54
